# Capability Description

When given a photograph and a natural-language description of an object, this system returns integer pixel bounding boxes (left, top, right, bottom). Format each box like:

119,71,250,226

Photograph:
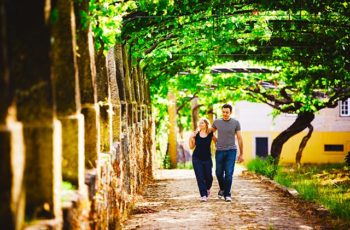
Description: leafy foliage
87,1,350,158
247,156,279,179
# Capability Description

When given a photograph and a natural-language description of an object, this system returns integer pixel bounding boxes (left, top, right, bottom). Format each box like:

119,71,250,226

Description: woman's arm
189,132,196,150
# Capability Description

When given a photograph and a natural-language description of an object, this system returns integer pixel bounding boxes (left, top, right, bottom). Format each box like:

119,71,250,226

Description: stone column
51,0,84,189
138,66,146,123
96,49,112,153
115,44,132,213
2,0,62,225
122,47,134,187
132,67,143,191
122,45,134,125
74,0,99,169
0,2,25,228
0,120,25,229
144,81,154,177
114,44,126,182
107,48,121,149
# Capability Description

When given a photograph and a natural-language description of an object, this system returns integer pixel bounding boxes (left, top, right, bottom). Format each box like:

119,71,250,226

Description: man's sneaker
218,190,224,199
200,196,208,202
225,196,232,202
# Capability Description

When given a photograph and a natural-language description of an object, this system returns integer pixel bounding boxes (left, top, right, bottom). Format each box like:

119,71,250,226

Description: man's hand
237,154,244,163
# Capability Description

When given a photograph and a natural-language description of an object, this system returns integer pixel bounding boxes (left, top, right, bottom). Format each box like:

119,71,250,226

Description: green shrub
274,172,293,187
345,151,350,166
247,156,279,179
162,153,171,169
177,162,193,169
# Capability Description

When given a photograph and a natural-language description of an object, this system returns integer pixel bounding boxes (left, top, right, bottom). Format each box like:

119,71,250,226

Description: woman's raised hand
191,129,199,138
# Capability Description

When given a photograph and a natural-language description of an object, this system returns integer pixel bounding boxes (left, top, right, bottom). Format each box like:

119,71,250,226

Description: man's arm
209,120,217,133
236,130,244,163
208,127,217,133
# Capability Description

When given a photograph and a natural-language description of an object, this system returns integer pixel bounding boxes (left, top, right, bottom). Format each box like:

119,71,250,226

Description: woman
189,118,217,202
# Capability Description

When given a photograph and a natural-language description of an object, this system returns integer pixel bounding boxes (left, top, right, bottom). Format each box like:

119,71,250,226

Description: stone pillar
24,121,62,220
107,48,121,147
0,120,25,229
106,49,124,225
168,91,177,168
2,0,62,225
114,44,127,133
74,0,99,169
96,49,112,153
0,2,25,228
115,44,131,212
51,0,84,189
132,67,140,123
114,44,126,181
121,45,133,193
144,81,154,177
132,67,143,191
139,70,152,180
122,45,134,125
138,66,146,123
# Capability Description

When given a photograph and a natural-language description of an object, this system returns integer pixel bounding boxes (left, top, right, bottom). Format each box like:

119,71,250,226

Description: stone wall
0,1,153,229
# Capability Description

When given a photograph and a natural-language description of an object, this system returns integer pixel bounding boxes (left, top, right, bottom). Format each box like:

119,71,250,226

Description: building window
324,144,344,152
340,99,350,117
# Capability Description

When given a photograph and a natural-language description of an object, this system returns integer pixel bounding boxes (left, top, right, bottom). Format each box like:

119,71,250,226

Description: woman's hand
191,129,199,138
189,130,198,150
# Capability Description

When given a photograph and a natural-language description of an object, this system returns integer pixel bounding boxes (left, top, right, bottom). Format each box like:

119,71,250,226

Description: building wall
234,101,350,164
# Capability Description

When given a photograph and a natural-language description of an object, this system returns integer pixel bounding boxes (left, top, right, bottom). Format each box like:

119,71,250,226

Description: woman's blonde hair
199,118,211,134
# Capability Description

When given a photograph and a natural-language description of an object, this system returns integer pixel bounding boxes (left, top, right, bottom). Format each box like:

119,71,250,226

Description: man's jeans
192,157,213,197
215,149,237,197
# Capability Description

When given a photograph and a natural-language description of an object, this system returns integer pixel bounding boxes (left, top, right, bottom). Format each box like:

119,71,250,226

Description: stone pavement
121,166,342,230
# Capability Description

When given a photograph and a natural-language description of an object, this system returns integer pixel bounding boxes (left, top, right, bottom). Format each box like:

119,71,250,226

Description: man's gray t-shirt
212,118,241,151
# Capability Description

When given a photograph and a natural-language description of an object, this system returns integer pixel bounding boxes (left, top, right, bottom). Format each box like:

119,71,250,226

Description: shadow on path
122,166,343,230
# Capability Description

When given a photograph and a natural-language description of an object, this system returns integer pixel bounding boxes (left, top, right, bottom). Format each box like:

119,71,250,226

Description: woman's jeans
192,157,213,197
215,149,237,197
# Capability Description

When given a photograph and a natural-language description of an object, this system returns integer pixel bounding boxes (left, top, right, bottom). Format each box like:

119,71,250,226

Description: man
211,103,244,202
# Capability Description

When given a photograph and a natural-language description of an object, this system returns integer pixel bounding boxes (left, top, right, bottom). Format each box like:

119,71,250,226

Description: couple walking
189,104,244,202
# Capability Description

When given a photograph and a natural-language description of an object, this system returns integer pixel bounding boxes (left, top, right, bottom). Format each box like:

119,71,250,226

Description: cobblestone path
122,167,344,230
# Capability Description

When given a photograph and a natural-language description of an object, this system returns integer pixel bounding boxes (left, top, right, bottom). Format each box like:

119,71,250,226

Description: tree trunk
271,112,315,164
167,91,177,168
191,97,199,131
295,124,314,166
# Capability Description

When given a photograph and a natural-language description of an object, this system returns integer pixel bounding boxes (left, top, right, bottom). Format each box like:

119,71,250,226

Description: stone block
99,104,112,153
24,120,62,221
0,121,25,229
81,105,99,169
61,114,85,189
111,105,122,143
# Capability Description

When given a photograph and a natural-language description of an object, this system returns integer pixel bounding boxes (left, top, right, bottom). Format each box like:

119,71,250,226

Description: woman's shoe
218,190,224,199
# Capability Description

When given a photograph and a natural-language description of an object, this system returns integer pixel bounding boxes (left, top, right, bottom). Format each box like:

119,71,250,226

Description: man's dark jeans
215,149,237,197
192,157,213,197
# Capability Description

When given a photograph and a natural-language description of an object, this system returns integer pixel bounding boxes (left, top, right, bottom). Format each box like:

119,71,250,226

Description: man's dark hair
222,104,232,112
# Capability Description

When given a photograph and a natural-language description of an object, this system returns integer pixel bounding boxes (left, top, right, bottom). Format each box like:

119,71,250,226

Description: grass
247,158,350,221
247,156,279,179
61,181,77,203
177,161,193,169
